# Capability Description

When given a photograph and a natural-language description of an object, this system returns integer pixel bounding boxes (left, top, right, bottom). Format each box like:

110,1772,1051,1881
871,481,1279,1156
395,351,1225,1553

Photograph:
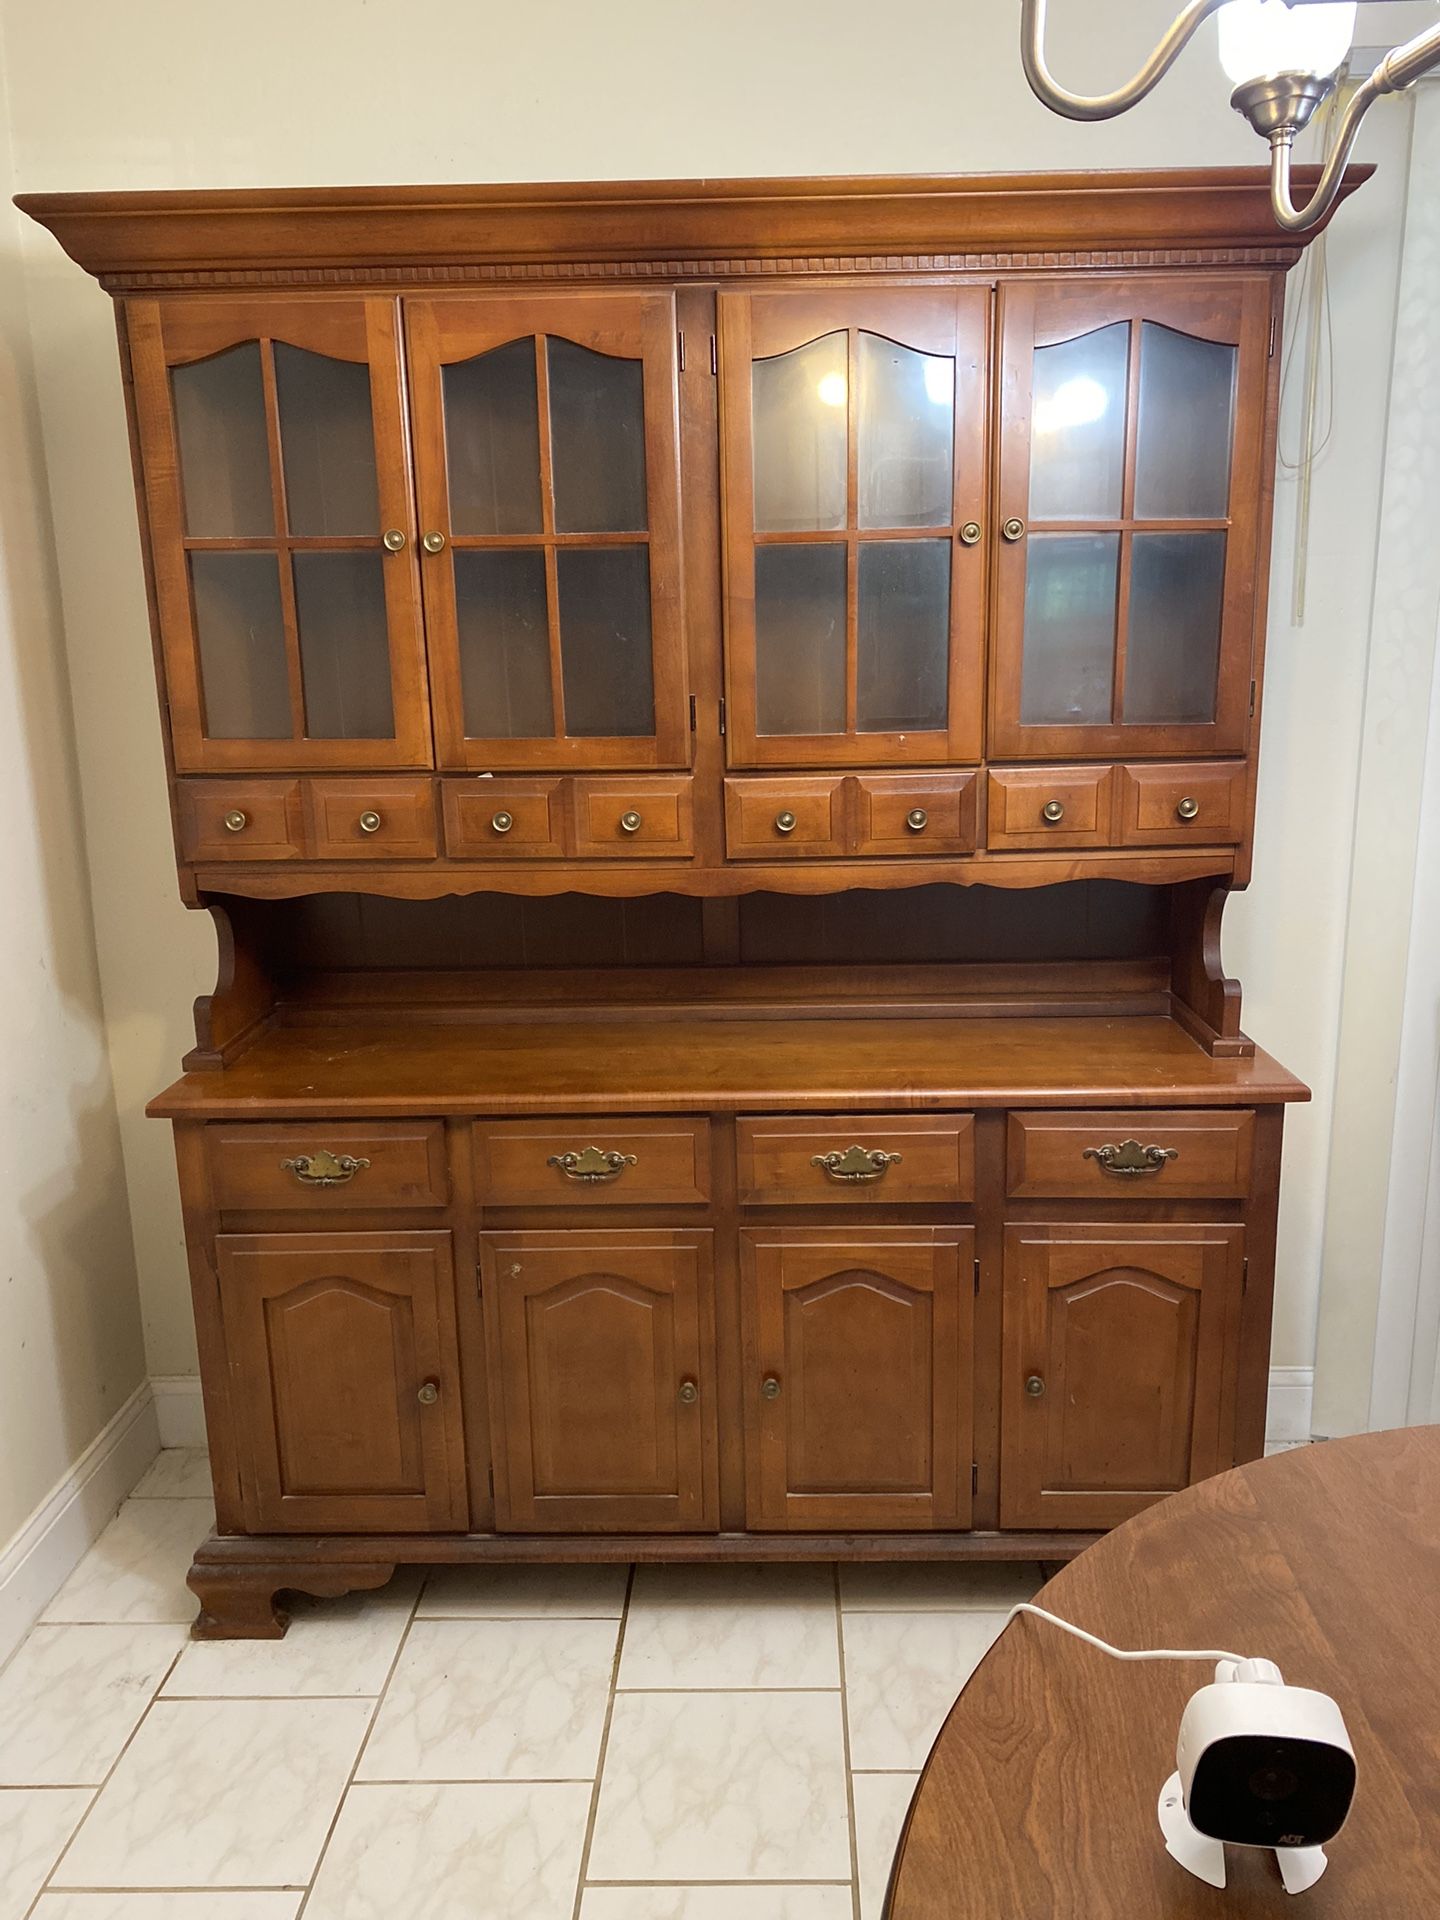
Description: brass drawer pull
422,530,447,553
678,1379,698,1405
358,810,382,834
491,811,514,834
1025,1374,1046,1398
417,1379,439,1406
959,521,982,546
1041,799,1065,824
547,1145,639,1183
1176,795,1200,821
775,809,797,834
280,1149,371,1187
906,808,929,831
1002,516,1027,542
762,1375,782,1400
620,810,643,833
1082,1139,1180,1177
223,809,248,833
811,1145,904,1183
382,528,407,552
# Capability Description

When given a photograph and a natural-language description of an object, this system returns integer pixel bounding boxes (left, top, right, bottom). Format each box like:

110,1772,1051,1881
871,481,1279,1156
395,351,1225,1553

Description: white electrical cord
1008,1603,1249,1667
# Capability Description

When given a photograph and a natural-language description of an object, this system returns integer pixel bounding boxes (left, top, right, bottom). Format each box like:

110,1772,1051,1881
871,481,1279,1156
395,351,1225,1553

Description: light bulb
817,371,847,407
1217,0,1356,86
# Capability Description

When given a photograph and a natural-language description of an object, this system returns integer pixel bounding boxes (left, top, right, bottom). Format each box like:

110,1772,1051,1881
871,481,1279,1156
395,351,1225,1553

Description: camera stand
1159,1773,1329,1895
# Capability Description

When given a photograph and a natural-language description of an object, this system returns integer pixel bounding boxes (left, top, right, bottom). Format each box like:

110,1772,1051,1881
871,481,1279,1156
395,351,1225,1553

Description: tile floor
0,1452,1043,1919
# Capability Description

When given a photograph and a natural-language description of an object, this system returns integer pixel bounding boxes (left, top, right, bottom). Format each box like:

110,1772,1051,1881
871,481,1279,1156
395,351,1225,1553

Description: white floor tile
305,1781,590,1919
359,1618,617,1782
843,1611,1008,1770
163,1576,419,1699
620,1564,840,1690
852,1773,918,1920
418,1563,629,1618
33,1899,302,1919
0,1788,92,1920
588,1690,851,1882
129,1451,213,1500
52,1697,371,1889
581,1890,854,1919
42,1502,212,1627
0,1625,185,1786
840,1561,1043,1612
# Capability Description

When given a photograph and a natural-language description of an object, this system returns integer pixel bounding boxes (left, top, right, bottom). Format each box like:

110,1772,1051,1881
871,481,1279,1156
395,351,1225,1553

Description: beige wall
0,0,1418,1383
0,44,146,1541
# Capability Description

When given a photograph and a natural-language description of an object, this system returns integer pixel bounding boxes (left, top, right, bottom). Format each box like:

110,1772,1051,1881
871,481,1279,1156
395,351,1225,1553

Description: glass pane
547,337,647,533
752,334,848,533
1020,532,1119,726
292,552,394,739
272,344,380,535
444,339,542,536
857,540,950,731
1124,531,1226,724
856,333,954,529
1029,322,1128,521
190,551,289,739
754,542,846,736
454,548,553,739
171,344,272,537
556,546,654,737
1134,323,1237,519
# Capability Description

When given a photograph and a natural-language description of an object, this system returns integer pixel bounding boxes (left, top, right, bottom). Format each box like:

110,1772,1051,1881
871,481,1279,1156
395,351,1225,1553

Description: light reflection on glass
1034,375,1109,436
817,371,847,408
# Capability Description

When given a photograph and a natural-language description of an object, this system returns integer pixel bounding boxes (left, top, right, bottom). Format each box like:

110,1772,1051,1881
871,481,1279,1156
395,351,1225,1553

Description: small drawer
573,776,695,859
853,773,978,857
1006,1109,1255,1199
1117,762,1248,847
987,766,1117,851
725,776,845,860
207,1121,450,1210
737,1113,975,1205
305,777,437,860
442,778,565,858
474,1117,712,1206
177,779,304,862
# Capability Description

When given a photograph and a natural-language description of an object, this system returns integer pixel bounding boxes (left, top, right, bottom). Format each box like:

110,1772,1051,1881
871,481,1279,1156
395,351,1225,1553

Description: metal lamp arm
1020,0,1230,120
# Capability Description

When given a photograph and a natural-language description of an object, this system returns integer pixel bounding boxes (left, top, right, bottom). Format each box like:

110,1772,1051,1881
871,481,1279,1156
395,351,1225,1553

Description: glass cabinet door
991,278,1270,758
126,297,428,771
406,294,686,770
719,289,988,766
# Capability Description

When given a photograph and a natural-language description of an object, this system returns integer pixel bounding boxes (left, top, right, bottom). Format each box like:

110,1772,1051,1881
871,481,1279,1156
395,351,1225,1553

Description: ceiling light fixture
1021,0,1440,230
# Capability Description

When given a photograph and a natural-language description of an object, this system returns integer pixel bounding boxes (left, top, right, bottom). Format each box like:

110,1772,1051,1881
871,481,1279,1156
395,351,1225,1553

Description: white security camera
1160,1657,1356,1893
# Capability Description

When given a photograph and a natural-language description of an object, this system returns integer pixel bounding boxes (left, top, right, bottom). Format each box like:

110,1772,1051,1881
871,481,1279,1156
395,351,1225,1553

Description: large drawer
737,1113,975,1204
206,1121,450,1210
1006,1109,1255,1199
474,1117,711,1206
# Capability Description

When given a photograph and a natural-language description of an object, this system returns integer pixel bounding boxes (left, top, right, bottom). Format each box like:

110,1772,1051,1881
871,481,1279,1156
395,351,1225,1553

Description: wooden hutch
20,169,1350,1636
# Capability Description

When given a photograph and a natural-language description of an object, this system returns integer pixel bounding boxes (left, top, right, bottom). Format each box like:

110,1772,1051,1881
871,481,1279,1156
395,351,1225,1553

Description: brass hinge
973,1259,981,1296
689,694,697,733
718,695,727,736
971,1461,979,1494
677,328,686,372
1249,678,1257,717
709,334,718,376
1268,313,1277,357
487,1466,494,1497
1243,1257,1249,1294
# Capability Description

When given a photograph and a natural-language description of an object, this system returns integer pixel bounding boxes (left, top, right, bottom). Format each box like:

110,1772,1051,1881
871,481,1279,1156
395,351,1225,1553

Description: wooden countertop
149,1014,1309,1118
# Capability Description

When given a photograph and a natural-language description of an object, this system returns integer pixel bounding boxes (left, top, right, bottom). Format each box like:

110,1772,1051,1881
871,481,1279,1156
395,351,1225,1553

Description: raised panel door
1000,1222,1245,1529
215,1231,467,1532
740,1226,973,1530
127,297,430,772
406,294,688,771
481,1229,717,1531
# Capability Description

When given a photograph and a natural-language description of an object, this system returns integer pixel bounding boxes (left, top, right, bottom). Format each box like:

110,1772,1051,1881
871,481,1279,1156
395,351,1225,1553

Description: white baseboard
151,1375,208,1449
1266,1366,1315,1446
0,1382,161,1666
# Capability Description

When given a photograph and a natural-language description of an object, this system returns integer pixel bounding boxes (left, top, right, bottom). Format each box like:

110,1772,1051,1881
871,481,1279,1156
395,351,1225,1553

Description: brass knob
1025,1375,1046,1398
1002,517,1027,542
382,528,407,552
761,1376,782,1400
358,810,382,833
620,811,643,834
959,521,982,546
678,1379,698,1405
491,811,514,834
223,809,247,833
1041,799,1065,824
906,808,928,832
1176,795,1200,821
422,530,447,554
775,810,797,835
417,1380,439,1406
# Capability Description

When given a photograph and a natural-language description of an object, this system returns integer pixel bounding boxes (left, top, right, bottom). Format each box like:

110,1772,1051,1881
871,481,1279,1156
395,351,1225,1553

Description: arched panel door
406,294,687,770
482,1228,717,1531
740,1226,973,1530
992,277,1271,759
127,297,430,772
719,289,989,767
1000,1223,1246,1529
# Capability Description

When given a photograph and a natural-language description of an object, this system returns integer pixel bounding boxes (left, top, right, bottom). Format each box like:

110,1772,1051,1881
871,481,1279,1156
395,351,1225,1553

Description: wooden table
887,1427,1440,1918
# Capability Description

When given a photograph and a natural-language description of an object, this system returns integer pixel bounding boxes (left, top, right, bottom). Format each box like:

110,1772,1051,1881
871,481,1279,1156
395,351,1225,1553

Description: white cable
1008,1603,1248,1667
